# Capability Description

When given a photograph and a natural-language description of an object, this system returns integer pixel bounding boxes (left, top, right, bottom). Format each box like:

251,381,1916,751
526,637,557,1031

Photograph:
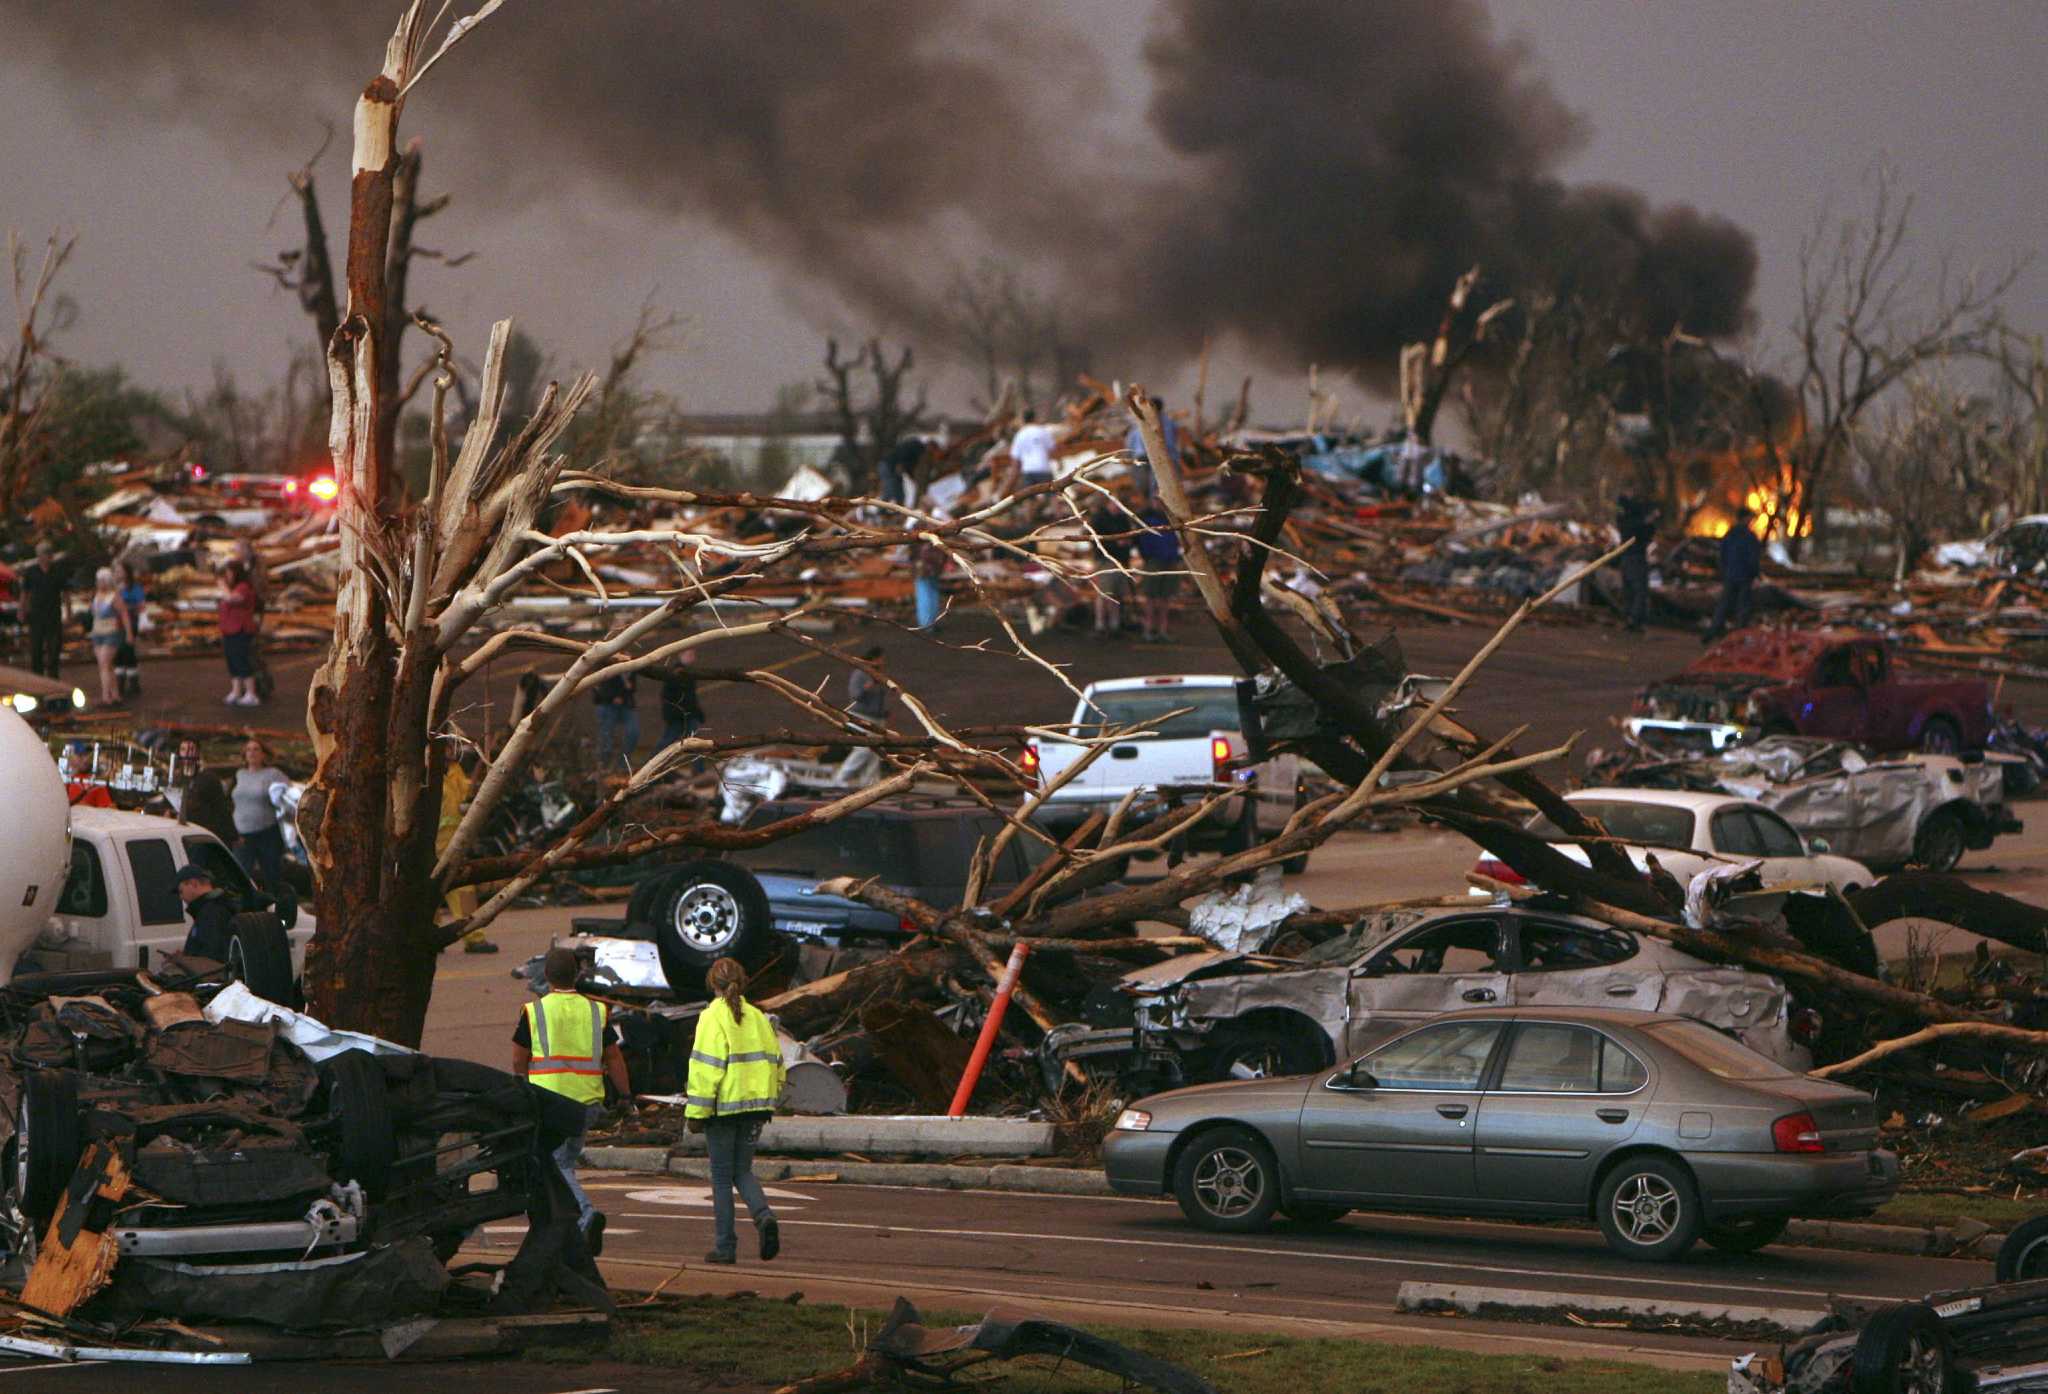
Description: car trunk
1744,1077,1881,1152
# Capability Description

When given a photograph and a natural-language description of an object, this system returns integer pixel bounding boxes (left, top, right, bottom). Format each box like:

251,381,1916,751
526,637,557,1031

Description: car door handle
1436,1104,1469,1120
1605,985,1637,997
1111,745,1140,759
1595,1108,1629,1124
1461,988,1497,1003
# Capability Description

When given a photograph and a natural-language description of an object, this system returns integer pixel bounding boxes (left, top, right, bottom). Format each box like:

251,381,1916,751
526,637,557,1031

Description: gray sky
3,1,2042,422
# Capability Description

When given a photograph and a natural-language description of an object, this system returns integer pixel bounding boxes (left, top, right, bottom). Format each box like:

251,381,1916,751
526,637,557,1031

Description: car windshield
1083,687,1239,740
1647,1019,1798,1080
731,820,921,884
1529,800,1696,849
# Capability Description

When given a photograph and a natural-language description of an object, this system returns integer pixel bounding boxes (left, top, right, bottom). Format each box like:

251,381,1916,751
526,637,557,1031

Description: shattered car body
1617,736,2020,872
1045,907,1814,1089
1729,1276,2048,1394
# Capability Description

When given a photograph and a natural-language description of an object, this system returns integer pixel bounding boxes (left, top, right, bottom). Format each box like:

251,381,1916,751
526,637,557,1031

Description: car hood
1116,949,1300,994
1132,1073,1317,1125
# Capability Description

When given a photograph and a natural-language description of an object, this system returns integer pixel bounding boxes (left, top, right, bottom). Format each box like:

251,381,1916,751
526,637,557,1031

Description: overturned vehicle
1043,905,1821,1091
1610,734,2020,874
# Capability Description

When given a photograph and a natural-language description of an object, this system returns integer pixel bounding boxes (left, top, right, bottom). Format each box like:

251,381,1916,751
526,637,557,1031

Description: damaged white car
1042,906,1819,1090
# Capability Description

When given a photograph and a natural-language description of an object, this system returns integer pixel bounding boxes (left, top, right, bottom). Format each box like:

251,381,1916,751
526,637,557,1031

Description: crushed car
1043,905,1823,1090
1611,735,2021,873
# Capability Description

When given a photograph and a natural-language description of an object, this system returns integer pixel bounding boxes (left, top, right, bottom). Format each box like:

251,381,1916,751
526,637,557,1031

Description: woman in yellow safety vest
686,957,786,1265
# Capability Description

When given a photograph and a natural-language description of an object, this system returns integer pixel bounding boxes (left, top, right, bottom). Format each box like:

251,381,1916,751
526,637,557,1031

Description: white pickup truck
1024,674,1309,872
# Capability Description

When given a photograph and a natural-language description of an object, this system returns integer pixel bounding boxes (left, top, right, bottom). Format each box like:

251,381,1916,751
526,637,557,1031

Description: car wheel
323,1050,396,1199
1851,1303,1952,1394
650,860,776,996
1995,1214,2048,1283
19,1070,83,1230
1221,799,1260,855
1173,1127,1280,1233
1279,1200,1350,1227
1702,1216,1788,1254
1208,1023,1324,1082
224,910,296,1006
1595,1156,1701,1262
1919,719,1961,756
1911,809,1967,874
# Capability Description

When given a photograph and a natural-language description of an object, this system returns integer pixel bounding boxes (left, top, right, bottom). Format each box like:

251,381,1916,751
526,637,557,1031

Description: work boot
702,1248,735,1265
756,1213,780,1262
463,938,500,954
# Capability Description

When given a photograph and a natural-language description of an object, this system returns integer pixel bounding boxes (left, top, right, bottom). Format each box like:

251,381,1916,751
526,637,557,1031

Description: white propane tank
0,707,70,985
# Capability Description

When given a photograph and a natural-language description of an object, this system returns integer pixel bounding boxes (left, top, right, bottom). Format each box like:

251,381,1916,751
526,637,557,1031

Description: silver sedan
1102,1005,1898,1262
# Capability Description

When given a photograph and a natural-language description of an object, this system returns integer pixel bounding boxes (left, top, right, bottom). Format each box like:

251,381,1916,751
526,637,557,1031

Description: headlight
70,687,86,709
1112,1109,1152,1132
8,692,34,714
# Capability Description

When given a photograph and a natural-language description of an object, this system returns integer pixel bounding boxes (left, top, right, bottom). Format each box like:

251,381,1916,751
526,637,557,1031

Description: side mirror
1343,1062,1378,1090
1808,836,1831,854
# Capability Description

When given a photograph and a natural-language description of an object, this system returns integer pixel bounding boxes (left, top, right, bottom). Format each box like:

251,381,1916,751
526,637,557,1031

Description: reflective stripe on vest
526,993,606,1105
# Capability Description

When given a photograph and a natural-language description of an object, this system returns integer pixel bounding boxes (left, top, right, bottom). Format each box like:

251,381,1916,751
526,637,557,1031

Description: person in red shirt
218,560,261,707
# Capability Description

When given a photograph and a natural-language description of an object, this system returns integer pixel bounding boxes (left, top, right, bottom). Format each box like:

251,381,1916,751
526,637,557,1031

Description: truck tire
1220,799,1260,854
224,910,296,1006
1911,809,1967,874
1919,718,1962,755
1851,1303,1951,1394
19,1070,83,1230
648,860,776,996
1996,1214,2048,1283
322,1050,396,1199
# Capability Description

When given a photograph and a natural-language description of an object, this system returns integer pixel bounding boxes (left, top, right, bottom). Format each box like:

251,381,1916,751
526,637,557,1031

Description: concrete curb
652,1115,1057,1159
1396,1281,1827,1338
578,1149,2005,1253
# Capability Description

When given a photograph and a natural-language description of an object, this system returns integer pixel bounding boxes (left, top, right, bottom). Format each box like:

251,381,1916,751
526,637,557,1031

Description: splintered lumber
21,1142,132,1317
860,1001,973,1114
759,944,963,1038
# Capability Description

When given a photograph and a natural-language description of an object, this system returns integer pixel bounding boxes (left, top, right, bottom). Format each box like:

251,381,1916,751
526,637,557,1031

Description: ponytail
706,957,748,1020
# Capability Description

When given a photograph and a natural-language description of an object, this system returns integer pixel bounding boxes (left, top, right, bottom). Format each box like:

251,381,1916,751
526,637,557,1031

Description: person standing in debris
847,646,889,724
114,555,147,698
514,945,631,1255
17,542,66,679
878,434,924,506
911,535,947,630
1123,396,1179,500
1088,494,1134,637
87,567,135,708
218,560,262,707
231,737,289,891
659,649,706,756
440,746,496,955
1705,506,1763,643
592,670,639,772
1133,504,1183,643
1009,409,1058,495
1615,491,1659,633
686,957,786,1265
171,737,237,845
176,863,237,963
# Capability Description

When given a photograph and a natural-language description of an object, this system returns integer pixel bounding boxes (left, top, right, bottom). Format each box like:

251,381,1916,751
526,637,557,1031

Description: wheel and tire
1173,1127,1279,1233
648,860,775,997
223,910,296,1005
1996,1214,2048,1283
1207,1023,1325,1082
1911,809,1968,874
1221,799,1260,854
1919,718,1962,756
1595,1156,1702,1261
19,1070,83,1230
1851,1303,1952,1394
1702,1216,1788,1255
1279,1200,1351,1227
323,1050,396,1199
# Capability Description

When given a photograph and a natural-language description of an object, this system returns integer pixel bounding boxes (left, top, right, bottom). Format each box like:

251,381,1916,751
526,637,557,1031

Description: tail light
1788,1008,1823,1044
284,478,300,496
1474,857,1527,886
1211,736,1232,781
1019,743,1040,785
898,916,918,934
1772,1112,1824,1153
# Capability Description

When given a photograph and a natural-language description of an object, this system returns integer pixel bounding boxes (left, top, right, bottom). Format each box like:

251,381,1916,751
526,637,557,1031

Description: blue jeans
553,1103,602,1232
914,576,943,629
595,705,640,770
706,1114,772,1257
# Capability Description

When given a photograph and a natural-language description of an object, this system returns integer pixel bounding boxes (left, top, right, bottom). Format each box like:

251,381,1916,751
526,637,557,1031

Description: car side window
181,836,257,901
1602,1037,1649,1092
1362,1021,1502,1091
1371,918,1504,976
1816,647,1857,687
1710,809,1763,857
56,841,108,917
125,838,187,926
1748,810,1805,858
1515,921,1634,971
1497,1024,1602,1092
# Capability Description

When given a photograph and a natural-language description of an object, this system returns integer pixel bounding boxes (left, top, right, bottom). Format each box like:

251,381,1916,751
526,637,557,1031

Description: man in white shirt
1008,409,1059,491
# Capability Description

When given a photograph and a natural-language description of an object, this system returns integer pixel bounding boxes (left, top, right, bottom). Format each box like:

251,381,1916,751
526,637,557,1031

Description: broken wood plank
21,1143,132,1318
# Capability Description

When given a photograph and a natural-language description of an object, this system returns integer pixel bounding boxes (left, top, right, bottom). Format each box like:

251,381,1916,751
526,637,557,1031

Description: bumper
1101,1128,1176,1197
1690,1148,1899,1221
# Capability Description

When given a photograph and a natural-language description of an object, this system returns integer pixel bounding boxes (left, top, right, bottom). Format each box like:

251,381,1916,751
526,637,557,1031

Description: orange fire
1680,416,1811,541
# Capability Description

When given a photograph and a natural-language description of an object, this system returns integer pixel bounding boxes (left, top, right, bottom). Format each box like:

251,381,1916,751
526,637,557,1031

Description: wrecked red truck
1628,629,1992,757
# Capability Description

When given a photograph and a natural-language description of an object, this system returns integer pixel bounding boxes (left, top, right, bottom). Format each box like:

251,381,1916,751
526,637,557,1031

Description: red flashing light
1771,1112,1824,1154
1019,743,1040,785
308,474,340,504
285,478,300,496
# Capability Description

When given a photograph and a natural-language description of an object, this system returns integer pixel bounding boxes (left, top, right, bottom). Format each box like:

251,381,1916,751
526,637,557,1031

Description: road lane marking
616,1213,1897,1305
624,1185,814,1209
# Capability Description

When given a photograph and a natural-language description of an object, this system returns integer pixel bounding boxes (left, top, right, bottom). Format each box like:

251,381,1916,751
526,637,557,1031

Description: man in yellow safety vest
514,946,631,1253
